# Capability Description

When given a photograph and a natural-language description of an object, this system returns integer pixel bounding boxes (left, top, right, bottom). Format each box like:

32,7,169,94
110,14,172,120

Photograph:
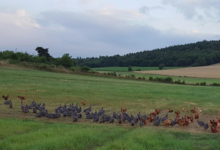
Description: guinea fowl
54,111,61,118
4,100,11,105
204,123,209,129
197,120,205,127
73,114,78,122
76,107,82,113
140,120,144,127
131,120,135,126
77,113,82,118
9,101,12,108
102,115,111,122
33,108,37,113
83,105,91,112
98,107,105,116
99,117,104,123
86,113,94,119
39,103,45,111
137,112,141,119
93,116,99,122
21,102,29,113
170,118,177,126
109,117,114,124
154,118,161,126
85,110,90,115
35,103,41,110
45,110,54,118
2,95,9,101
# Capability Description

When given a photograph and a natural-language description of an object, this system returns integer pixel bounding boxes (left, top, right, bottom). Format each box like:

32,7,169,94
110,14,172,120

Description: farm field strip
138,63,220,79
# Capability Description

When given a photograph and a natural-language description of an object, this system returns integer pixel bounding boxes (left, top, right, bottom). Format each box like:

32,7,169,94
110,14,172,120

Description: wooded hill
75,40,220,67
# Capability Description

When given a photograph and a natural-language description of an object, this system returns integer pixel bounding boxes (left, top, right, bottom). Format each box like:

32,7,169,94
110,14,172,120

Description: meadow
1,66,220,149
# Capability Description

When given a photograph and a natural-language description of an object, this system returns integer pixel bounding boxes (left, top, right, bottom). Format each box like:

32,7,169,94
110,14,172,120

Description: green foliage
149,76,153,81
81,66,90,72
159,63,165,70
200,82,206,86
60,53,75,68
75,40,220,67
35,47,51,60
128,66,133,71
212,83,220,86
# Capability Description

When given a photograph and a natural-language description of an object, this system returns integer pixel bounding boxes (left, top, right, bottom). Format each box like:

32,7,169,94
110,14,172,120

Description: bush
200,82,206,86
149,76,153,81
163,77,173,83
159,63,165,70
128,66,133,71
181,80,185,84
81,66,90,72
195,82,200,85
212,83,220,86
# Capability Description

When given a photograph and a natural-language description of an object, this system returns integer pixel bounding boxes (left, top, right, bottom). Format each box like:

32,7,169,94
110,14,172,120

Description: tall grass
1,118,220,150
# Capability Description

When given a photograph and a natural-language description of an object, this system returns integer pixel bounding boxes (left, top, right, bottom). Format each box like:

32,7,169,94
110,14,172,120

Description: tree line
0,47,76,68
74,40,220,67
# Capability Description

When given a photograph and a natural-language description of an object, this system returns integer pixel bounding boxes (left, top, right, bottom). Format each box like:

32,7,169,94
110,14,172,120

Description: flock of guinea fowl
2,94,220,133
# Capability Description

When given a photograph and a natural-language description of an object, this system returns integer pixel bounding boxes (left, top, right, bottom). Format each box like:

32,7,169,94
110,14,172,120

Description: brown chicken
211,126,218,133
182,107,187,112
191,107,196,114
81,99,86,105
155,109,161,115
121,108,127,112
2,95,9,101
168,108,173,112
183,116,190,126
175,110,180,115
18,96,25,101
163,119,171,126
194,113,199,119
147,115,154,123
187,114,194,123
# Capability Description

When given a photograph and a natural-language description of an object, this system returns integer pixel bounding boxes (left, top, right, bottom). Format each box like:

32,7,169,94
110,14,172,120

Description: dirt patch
137,63,220,79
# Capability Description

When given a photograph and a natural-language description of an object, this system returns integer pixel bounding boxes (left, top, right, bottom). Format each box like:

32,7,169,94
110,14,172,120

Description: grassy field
1,118,220,150
91,66,182,72
1,66,220,149
116,71,220,84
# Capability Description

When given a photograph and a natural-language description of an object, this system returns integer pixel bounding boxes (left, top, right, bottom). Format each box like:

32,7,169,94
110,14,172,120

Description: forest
75,40,220,67
1,40,220,68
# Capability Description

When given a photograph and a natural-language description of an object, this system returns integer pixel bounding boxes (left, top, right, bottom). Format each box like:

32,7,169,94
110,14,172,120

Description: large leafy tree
35,47,51,60
60,53,76,68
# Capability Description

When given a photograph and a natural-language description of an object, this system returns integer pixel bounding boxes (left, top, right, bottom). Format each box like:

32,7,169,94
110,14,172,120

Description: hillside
75,40,220,67
137,63,220,79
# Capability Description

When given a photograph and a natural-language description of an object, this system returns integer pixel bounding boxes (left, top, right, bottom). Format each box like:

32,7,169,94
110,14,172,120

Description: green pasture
1,67,220,149
113,71,220,85
91,66,182,72
0,118,220,150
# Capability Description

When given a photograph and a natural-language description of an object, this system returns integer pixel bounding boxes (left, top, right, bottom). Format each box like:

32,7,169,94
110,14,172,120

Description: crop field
1,66,220,149
138,63,220,79
91,66,181,72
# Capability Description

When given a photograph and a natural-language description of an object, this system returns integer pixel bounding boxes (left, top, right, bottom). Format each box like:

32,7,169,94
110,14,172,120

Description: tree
35,47,51,60
60,53,76,68
159,63,165,70
128,66,133,71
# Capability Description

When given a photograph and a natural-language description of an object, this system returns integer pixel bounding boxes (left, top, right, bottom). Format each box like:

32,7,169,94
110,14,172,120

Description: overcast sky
1,0,220,58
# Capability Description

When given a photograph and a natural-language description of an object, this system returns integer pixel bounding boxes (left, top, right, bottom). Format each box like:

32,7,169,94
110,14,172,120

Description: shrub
181,80,185,84
149,76,153,81
81,66,90,72
212,83,220,86
200,82,206,86
163,77,173,83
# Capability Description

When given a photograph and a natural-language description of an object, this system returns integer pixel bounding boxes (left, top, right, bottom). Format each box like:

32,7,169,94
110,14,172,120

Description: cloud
139,5,164,14
162,0,220,20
